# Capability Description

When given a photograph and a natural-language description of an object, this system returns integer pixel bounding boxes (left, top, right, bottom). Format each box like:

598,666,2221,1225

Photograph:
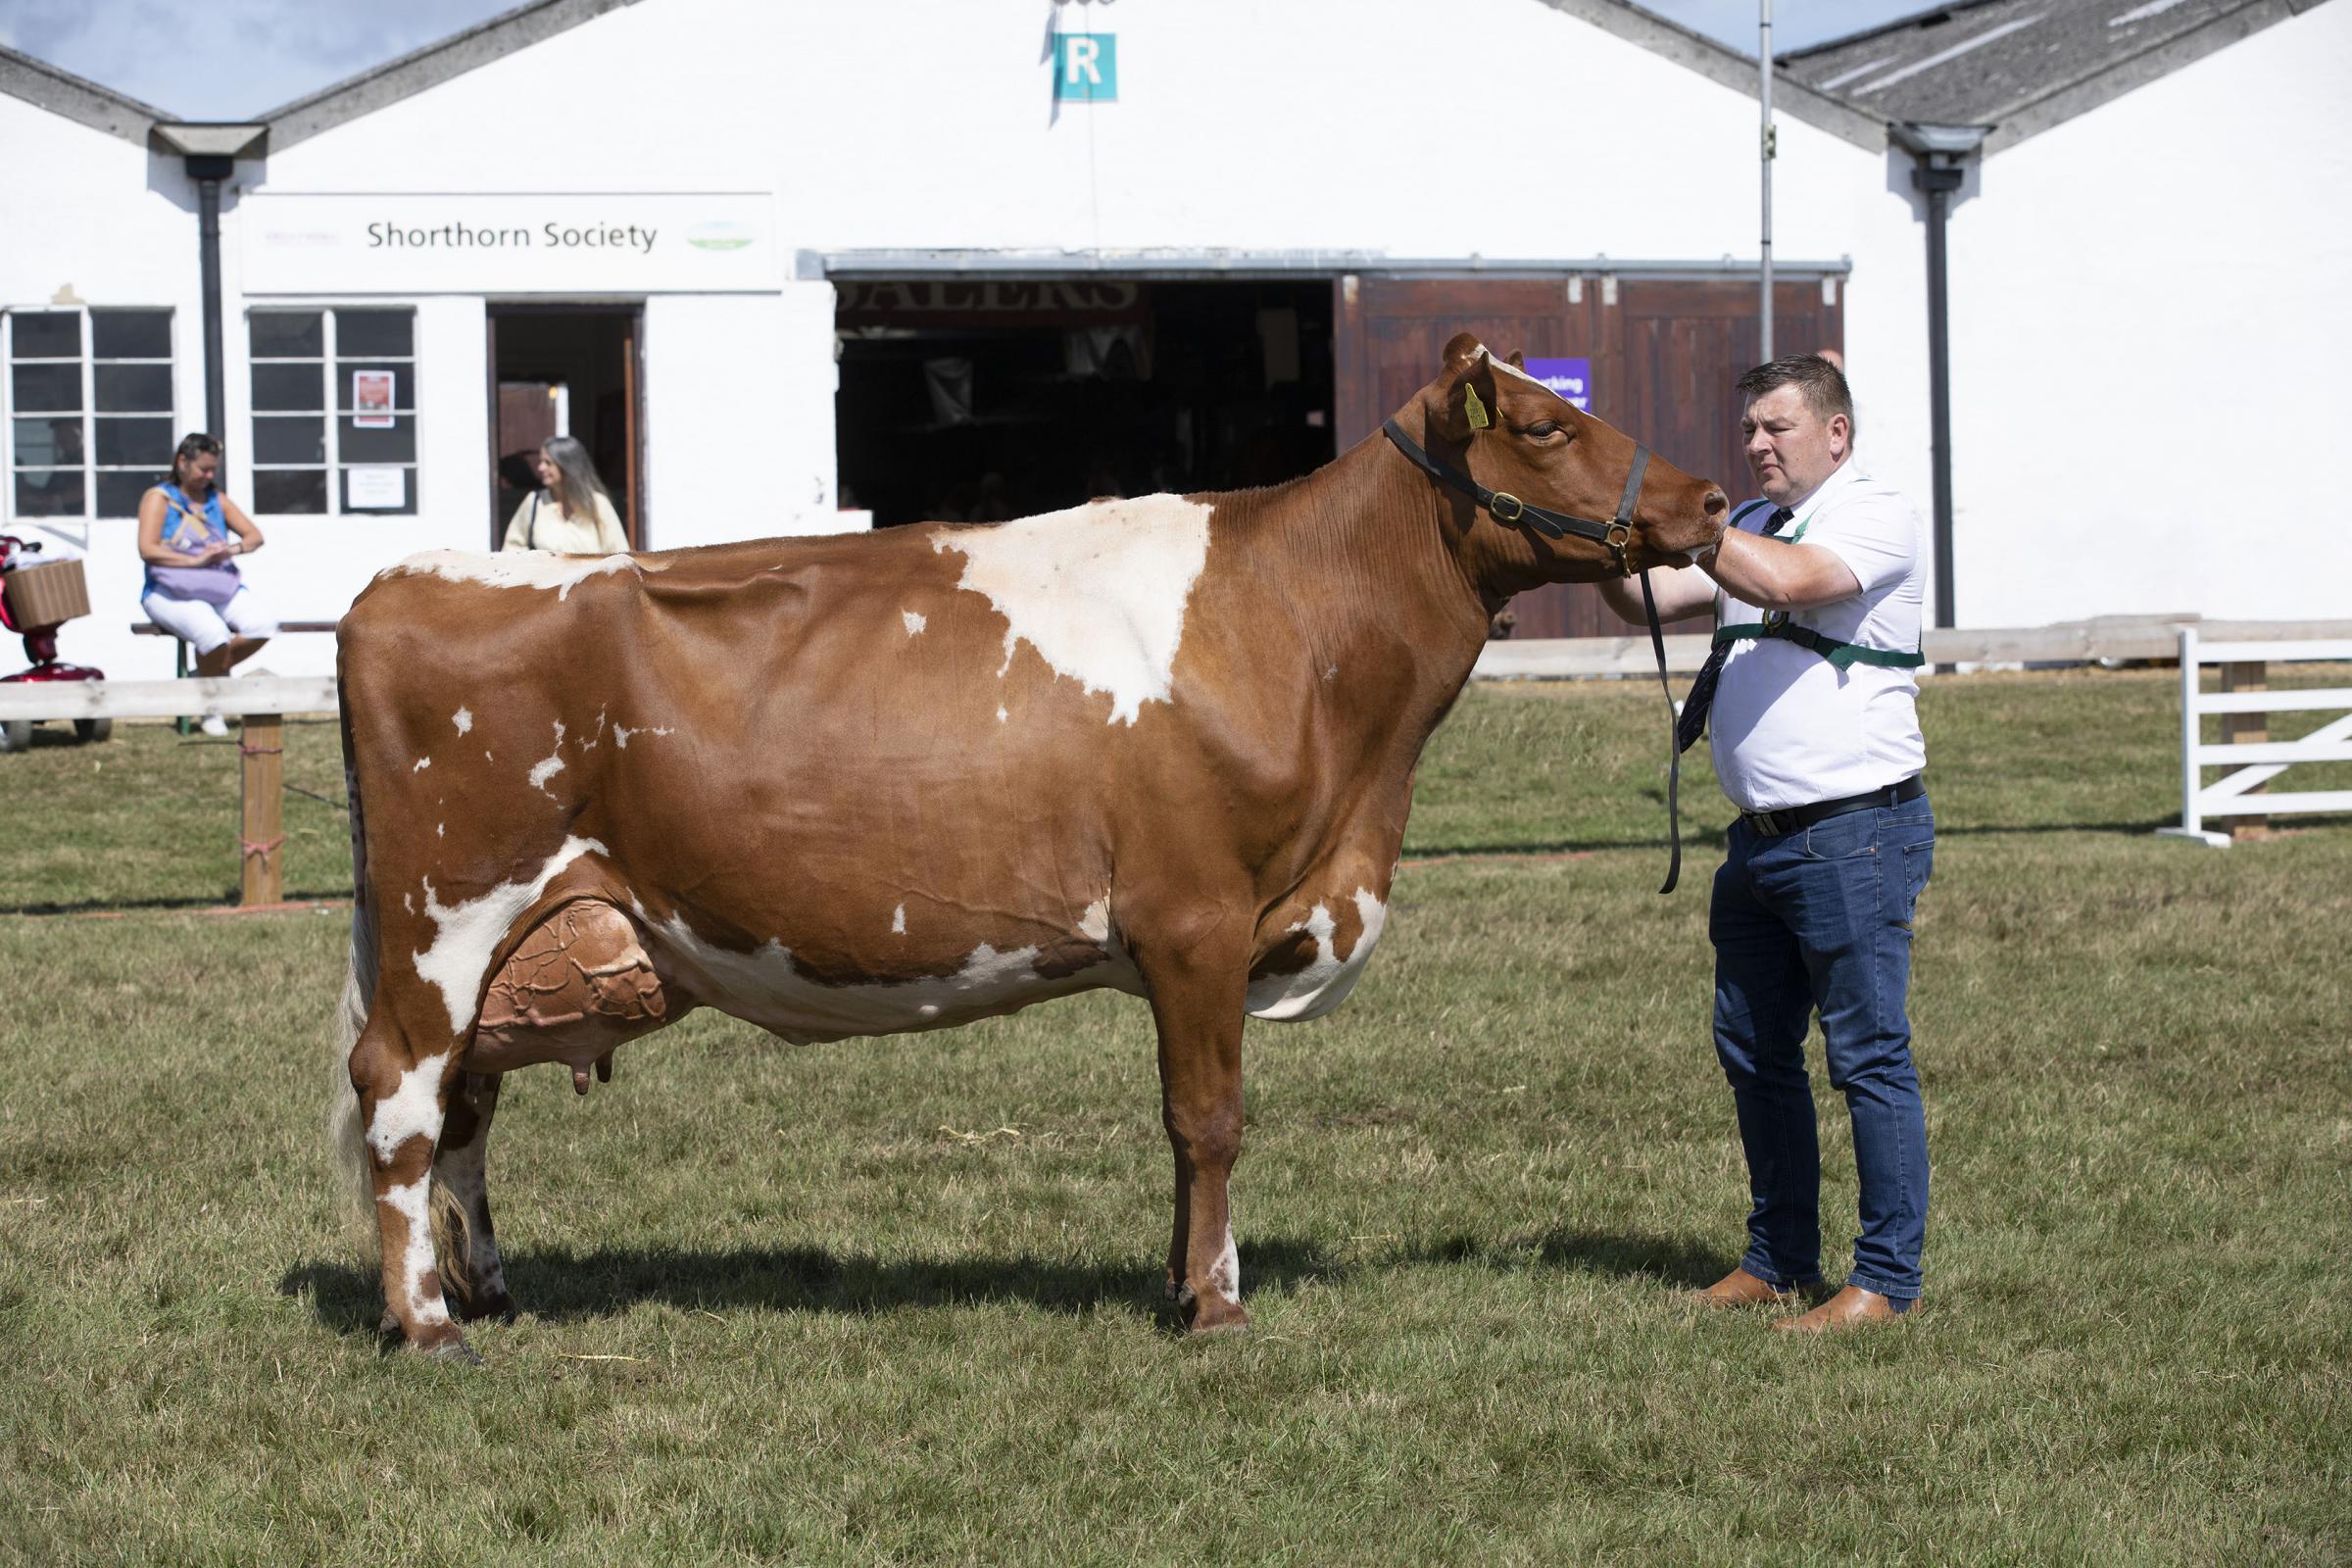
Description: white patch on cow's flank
414,836,607,1034
386,549,663,602
452,708,472,735
932,495,1212,725
640,912,1138,1045
413,757,431,773
996,707,1007,723
892,905,906,935
902,611,926,636
1246,887,1391,1022
436,823,444,838
612,723,673,750
1078,898,1111,945
527,721,566,794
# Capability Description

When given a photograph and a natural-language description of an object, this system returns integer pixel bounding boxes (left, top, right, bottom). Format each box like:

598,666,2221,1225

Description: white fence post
2158,627,2352,848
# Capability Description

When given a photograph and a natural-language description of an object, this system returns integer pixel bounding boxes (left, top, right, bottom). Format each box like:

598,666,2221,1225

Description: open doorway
486,305,644,549
834,278,1334,528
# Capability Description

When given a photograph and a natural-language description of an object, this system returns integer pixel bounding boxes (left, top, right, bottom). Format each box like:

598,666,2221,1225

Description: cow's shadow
279,1235,1348,1340
281,1226,1722,1340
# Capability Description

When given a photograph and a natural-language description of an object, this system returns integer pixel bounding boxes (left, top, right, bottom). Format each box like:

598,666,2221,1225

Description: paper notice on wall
347,466,406,510
353,369,396,427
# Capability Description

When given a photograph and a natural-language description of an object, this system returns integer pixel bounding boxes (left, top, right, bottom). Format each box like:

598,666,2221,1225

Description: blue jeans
1709,789,1934,1300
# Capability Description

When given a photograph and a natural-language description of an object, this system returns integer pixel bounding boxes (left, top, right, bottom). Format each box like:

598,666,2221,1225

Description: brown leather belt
1740,775,1925,837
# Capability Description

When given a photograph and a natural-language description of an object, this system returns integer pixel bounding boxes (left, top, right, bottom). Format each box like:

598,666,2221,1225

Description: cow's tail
326,687,379,1248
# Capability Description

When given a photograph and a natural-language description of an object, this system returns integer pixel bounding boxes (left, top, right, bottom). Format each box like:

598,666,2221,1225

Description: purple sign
1520,356,1592,412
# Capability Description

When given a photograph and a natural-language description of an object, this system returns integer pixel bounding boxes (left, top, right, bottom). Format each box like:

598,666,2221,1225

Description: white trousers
140,586,278,656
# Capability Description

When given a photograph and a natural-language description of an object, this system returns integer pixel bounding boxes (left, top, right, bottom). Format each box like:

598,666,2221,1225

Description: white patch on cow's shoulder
452,708,472,735
527,721,566,795
1246,887,1391,1022
414,836,607,1034
385,549,663,602
902,611,926,637
612,723,673,750
932,495,1212,725
996,707,1007,723
413,757,431,773
892,904,906,935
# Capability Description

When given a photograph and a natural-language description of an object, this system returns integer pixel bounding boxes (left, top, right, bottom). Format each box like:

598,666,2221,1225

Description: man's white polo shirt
1710,458,1928,813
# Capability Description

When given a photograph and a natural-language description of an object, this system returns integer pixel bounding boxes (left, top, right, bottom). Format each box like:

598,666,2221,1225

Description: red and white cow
331,335,1728,1359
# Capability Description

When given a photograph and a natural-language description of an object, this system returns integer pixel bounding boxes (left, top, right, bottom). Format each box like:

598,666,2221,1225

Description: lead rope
1641,569,1682,895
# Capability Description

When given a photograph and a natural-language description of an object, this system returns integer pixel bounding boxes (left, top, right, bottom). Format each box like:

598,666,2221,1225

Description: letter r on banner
1054,34,1116,101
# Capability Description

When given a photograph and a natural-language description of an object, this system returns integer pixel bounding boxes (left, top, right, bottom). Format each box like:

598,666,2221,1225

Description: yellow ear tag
1463,384,1491,430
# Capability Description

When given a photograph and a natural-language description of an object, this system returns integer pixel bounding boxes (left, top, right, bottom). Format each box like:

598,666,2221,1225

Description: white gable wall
1947,0,2352,624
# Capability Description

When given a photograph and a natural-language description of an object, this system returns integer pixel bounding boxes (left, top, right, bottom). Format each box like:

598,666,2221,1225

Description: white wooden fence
2156,627,2352,848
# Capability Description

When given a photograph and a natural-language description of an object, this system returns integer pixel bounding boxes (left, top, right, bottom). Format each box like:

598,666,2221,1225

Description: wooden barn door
1334,273,1843,640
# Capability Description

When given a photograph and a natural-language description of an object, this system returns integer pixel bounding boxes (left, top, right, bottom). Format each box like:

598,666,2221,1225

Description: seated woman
137,433,276,736
501,436,629,554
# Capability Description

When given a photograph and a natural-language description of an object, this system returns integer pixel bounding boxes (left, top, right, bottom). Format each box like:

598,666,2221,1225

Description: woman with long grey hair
501,435,628,554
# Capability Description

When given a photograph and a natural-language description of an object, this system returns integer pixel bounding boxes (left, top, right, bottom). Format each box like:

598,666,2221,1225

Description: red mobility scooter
0,533,110,753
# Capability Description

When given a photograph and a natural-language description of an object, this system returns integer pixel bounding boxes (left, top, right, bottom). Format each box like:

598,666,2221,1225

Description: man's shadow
281,1225,1723,1338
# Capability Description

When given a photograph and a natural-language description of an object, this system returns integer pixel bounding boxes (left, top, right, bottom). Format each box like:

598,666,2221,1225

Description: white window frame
245,305,419,517
1,305,178,523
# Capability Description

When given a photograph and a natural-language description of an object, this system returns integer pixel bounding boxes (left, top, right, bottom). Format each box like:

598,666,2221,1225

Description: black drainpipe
189,155,233,440
1894,122,1989,631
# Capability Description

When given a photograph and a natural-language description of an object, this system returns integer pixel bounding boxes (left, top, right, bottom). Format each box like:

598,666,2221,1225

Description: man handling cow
1597,354,1935,1333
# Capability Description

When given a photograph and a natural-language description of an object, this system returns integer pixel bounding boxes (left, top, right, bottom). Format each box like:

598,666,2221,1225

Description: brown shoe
1691,1267,1821,1308
1770,1284,1913,1333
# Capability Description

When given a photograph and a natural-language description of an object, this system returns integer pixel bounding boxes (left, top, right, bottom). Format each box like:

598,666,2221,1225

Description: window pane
11,363,81,413
343,467,416,514
11,416,81,466
12,470,84,516
336,364,416,412
92,309,172,360
253,467,327,514
252,363,324,412
95,416,174,466
338,416,416,463
252,416,325,465
335,311,414,358
94,363,172,413
96,470,155,518
249,312,323,359
10,313,82,359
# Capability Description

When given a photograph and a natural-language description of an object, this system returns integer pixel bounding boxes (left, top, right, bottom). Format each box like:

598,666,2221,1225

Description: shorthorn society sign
240,193,779,294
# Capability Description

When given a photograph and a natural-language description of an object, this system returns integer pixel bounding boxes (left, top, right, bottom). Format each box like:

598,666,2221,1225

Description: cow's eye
1523,420,1564,440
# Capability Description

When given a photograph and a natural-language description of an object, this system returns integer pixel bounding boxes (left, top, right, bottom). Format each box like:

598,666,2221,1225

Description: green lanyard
1713,506,1924,671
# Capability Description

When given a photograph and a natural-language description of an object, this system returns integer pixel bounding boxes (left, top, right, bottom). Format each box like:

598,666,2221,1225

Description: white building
1,0,2343,682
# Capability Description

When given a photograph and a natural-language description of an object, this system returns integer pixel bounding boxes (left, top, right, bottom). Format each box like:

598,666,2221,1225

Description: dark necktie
1673,506,1794,755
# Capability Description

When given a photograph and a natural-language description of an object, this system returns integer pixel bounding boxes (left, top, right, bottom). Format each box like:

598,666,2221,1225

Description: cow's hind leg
349,1013,476,1361
431,1070,515,1323
1143,937,1250,1333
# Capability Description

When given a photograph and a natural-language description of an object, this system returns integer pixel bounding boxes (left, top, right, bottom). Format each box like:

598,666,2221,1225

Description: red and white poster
353,369,396,428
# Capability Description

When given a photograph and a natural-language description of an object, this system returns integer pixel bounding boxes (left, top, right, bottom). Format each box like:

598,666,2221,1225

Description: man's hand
1595,563,1716,627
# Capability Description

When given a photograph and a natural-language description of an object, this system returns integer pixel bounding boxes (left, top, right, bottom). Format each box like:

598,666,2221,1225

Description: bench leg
176,638,190,737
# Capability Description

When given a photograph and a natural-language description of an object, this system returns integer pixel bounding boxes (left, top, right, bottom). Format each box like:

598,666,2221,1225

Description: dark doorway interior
487,306,642,548
834,279,1334,527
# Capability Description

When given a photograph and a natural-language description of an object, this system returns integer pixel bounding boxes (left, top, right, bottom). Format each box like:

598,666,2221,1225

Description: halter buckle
1489,491,1526,523
1606,519,1635,575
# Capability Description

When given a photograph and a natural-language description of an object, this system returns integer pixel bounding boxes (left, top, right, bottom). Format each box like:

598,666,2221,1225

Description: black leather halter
1381,414,1688,895
1382,417,1650,577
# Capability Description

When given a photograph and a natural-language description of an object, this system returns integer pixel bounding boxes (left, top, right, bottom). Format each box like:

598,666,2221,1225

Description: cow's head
1408,333,1728,593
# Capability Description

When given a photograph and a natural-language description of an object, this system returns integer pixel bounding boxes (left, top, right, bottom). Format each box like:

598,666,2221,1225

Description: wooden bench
132,619,340,734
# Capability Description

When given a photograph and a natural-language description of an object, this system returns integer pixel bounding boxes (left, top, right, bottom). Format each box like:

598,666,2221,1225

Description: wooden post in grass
240,711,285,906
2221,662,2268,842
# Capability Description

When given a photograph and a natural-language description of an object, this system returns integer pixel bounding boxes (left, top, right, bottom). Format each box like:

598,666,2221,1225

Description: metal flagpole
1760,0,1776,361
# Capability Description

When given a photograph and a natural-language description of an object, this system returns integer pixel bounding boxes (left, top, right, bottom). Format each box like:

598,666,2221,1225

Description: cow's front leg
350,1016,475,1362
1145,944,1250,1333
430,1069,515,1323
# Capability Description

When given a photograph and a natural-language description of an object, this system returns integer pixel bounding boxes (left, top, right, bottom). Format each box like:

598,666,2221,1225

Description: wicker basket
2,557,93,628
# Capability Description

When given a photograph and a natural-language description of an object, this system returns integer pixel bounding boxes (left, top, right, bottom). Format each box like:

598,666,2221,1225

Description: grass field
1,668,2347,1564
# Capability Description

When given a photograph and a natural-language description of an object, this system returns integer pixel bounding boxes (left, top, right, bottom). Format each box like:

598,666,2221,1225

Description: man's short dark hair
1737,355,1855,443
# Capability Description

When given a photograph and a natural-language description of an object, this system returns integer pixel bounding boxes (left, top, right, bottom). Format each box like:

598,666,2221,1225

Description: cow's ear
1426,343,1501,444
1507,350,1526,370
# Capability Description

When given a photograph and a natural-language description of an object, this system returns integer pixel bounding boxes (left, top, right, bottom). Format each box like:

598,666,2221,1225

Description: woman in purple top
137,434,278,734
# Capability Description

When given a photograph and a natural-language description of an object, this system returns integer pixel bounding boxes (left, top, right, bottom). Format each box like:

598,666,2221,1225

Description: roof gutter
153,123,268,446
